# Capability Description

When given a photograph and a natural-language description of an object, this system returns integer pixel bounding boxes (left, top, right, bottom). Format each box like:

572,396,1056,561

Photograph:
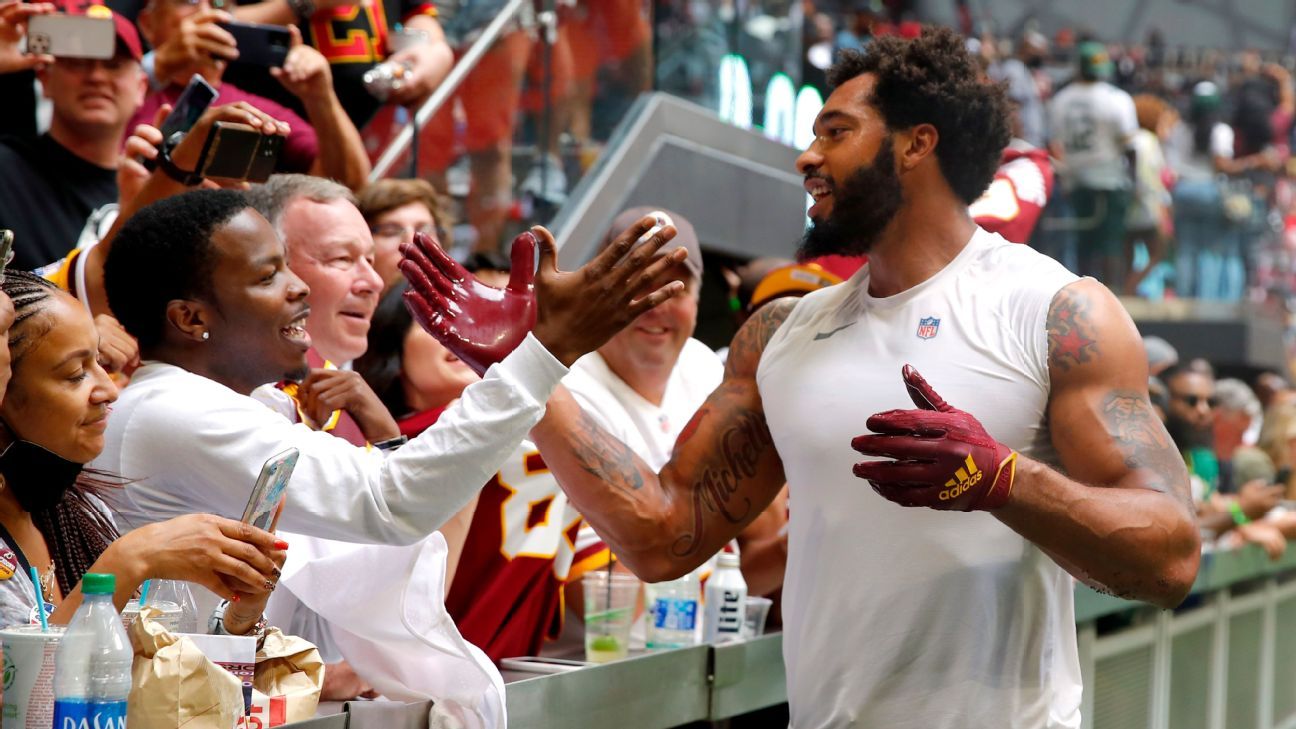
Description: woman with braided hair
0,270,285,633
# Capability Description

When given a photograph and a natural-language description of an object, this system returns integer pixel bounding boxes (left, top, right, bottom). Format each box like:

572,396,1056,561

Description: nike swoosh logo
812,321,857,341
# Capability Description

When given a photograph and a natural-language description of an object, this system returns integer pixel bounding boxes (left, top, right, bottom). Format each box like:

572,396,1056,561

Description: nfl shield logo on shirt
916,317,940,340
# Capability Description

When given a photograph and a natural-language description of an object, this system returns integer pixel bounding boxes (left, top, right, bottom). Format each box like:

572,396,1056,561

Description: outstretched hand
400,215,690,372
400,229,539,375
850,365,1017,511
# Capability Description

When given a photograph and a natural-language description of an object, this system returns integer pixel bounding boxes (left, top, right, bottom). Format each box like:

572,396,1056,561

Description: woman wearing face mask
0,271,284,632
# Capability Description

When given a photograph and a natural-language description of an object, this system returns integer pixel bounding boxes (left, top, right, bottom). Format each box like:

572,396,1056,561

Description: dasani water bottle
53,573,132,729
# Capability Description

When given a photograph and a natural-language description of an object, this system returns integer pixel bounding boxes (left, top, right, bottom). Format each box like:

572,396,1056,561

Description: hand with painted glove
851,365,1018,511
399,230,539,375
399,216,689,372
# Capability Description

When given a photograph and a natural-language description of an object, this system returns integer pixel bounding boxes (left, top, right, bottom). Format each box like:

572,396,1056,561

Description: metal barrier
368,0,531,181
284,544,1296,729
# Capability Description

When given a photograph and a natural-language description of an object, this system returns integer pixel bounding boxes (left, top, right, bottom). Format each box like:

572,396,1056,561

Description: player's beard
798,135,904,259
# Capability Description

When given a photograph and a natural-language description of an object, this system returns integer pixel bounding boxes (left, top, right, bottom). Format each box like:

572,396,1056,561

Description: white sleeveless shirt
756,228,1082,728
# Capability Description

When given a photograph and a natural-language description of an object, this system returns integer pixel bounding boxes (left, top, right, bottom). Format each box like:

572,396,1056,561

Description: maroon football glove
850,365,1018,511
399,230,538,376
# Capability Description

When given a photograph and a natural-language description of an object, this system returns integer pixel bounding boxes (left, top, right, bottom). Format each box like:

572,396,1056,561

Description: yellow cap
749,263,843,311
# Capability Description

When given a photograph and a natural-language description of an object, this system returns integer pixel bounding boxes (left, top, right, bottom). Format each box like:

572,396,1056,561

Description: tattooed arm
530,300,795,581
994,278,1200,608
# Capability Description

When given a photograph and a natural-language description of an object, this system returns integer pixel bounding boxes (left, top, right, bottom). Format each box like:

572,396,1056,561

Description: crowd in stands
0,0,1290,718
805,2,1296,306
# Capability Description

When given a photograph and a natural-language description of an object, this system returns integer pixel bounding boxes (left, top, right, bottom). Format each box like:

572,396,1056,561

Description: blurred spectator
1261,393,1296,497
420,25,532,253
228,0,452,127
1254,371,1291,410
1163,363,1287,556
1213,377,1271,493
565,0,652,152
987,30,1048,148
356,178,454,287
1122,94,1175,295
1163,363,1221,498
1142,335,1179,377
1173,81,1277,299
1048,41,1138,284
134,0,371,189
0,7,144,270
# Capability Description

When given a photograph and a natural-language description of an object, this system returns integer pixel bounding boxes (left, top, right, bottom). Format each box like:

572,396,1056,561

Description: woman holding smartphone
0,270,284,632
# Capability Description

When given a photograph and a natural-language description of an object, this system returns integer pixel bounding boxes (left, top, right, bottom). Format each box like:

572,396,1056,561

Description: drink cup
740,596,773,640
583,572,639,663
1,625,65,729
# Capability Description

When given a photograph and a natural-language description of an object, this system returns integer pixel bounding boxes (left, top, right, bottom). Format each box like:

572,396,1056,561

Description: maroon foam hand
850,365,1018,511
399,230,537,376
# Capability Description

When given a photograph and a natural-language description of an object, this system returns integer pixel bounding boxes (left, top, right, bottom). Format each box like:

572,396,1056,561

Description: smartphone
27,15,116,59
0,230,13,284
1275,466,1292,485
241,448,299,533
161,74,219,140
194,121,284,183
498,656,591,675
218,21,291,67
144,74,219,171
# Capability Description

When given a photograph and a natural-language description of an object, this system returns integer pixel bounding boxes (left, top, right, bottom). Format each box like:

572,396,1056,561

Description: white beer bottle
703,546,747,644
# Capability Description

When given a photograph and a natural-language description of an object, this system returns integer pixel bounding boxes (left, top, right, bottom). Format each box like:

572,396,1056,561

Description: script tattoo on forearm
1047,286,1098,372
671,409,773,557
569,409,646,491
1102,389,1193,509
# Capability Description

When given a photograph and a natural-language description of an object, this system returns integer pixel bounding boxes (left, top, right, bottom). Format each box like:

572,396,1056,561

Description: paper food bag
127,606,245,729
245,628,324,727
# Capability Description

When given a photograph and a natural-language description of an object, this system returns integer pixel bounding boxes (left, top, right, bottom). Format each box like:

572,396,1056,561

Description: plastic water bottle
53,573,132,729
645,572,700,649
703,549,747,644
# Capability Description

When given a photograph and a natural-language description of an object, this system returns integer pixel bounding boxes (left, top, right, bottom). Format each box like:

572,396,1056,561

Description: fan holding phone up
129,1,371,190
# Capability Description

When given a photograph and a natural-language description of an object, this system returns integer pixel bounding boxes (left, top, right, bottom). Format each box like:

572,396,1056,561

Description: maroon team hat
80,5,143,62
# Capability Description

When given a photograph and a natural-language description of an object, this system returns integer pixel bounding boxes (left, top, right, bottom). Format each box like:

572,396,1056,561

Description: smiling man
247,175,382,367
406,29,1202,729
0,9,145,270
563,207,719,468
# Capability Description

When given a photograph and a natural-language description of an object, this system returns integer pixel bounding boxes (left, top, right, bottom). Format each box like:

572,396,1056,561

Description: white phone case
27,15,115,60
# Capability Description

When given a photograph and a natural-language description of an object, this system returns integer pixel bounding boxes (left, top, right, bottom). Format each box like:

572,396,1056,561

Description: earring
201,331,210,341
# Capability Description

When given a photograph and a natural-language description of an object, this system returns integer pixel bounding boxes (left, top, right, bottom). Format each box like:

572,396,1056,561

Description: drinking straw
604,560,613,618
29,567,46,632
139,579,152,607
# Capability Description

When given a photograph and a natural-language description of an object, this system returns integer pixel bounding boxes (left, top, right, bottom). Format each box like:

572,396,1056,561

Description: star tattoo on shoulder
1047,285,1098,372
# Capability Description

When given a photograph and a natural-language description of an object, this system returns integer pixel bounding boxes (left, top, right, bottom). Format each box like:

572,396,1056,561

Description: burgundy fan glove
850,365,1018,511
398,230,537,376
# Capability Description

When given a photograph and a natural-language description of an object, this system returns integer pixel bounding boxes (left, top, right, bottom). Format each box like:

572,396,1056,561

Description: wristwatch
373,434,408,452
287,0,314,22
209,599,269,639
157,131,204,187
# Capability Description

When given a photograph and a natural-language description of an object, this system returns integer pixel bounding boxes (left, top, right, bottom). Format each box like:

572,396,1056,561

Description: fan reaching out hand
399,215,691,374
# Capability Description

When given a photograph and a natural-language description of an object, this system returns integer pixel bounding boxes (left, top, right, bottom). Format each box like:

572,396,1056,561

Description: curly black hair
104,189,250,349
826,27,1011,204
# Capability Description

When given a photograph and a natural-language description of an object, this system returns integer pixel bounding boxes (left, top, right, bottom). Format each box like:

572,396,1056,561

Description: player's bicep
1045,280,1190,503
